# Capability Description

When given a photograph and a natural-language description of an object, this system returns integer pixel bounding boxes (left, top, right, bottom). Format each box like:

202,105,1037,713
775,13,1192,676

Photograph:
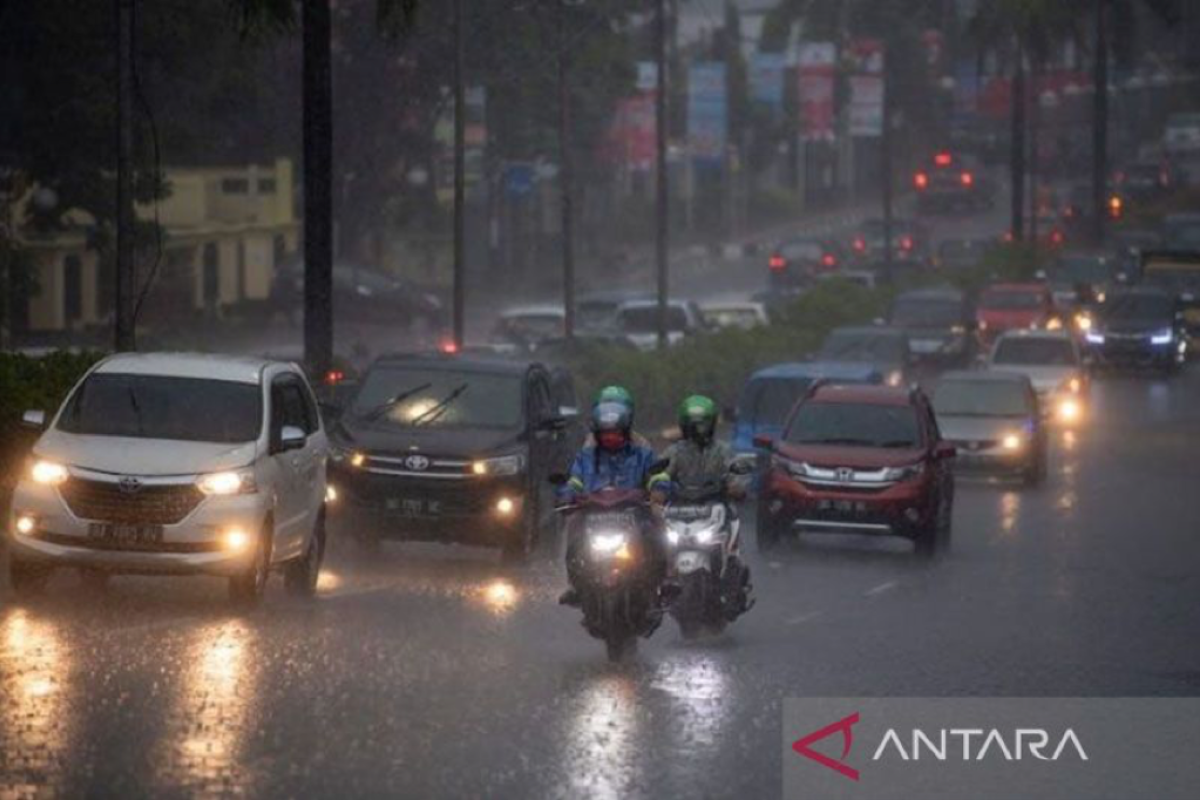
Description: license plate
384,498,442,517
87,523,163,546
817,500,868,514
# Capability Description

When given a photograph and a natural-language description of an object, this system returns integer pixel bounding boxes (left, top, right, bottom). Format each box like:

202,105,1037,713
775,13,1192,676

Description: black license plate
817,499,869,515
384,498,443,518
87,523,164,546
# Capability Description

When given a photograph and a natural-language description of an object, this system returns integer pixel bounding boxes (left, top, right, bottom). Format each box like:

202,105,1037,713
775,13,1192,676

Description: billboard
688,62,728,165
848,39,885,137
798,43,836,142
750,53,787,115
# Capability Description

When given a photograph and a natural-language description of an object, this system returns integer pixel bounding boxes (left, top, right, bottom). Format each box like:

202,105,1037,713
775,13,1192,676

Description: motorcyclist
662,394,753,616
558,395,671,607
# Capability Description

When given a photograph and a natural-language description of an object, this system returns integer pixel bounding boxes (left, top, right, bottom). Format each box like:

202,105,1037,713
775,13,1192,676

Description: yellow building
14,158,299,333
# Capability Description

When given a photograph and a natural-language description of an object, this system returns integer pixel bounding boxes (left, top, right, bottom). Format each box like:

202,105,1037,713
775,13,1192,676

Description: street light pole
1092,0,1109,247
558,2,575,341
655,0,669,351
115,0,136,352
452,0,466,350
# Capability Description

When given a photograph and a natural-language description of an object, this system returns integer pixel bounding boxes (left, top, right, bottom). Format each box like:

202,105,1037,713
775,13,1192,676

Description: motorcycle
554,482,668,662
664,473,754,639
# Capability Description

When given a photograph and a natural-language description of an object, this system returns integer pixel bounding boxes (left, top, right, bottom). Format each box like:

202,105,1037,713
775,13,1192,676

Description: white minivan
8,353,328,605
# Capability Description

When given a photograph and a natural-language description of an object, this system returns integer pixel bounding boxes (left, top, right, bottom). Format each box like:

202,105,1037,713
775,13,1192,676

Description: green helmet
596,385,634,414
678,394,718,443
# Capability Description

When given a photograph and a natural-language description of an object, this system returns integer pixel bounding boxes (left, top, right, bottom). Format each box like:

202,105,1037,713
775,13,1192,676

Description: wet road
3,364,1200,798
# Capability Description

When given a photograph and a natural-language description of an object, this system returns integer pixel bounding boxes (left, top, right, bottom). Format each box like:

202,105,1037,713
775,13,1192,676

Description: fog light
350,452,366,468
223,528,250,552
15,515,36,535
471,461,488,476
495,497,516,516
904,508,921,524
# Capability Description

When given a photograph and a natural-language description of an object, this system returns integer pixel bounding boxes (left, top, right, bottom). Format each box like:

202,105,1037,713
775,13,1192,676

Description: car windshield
577,302,619,331
350,367,522,429
739,378,811,427
993,338,1077,366
1049,257,1115,285
619,306,689,333
786,402,920,448
981,289,1043,311
1104,293,1175,320
890,298,963,328
934,380,1030,417
498,313,563,340
57,374,263,443
819,331,905,363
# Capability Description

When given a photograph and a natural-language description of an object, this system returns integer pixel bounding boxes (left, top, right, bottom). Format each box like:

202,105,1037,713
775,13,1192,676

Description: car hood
988,365,1076,393
334,418,522,457
775,442,924,470
937,415,1030,442
34,430,259,477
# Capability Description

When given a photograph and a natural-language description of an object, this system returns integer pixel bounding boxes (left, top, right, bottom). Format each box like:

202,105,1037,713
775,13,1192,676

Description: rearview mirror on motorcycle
729,456,755,476
647,458,670,476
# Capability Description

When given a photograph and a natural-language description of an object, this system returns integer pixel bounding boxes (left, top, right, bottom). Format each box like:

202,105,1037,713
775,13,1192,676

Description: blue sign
750,53,786,114
688,62,728,165
504,164,536,198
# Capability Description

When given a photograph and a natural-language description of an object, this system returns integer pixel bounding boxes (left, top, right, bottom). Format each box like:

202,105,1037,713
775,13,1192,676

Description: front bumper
8,482,267,576
950,443,1034,475
759,468,933,538
1091,339,1184,368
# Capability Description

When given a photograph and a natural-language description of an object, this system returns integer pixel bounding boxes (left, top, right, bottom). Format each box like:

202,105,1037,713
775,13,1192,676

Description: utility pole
558,2,575,340
1010,39,1026,242
1092,0,1109,247
453,0,466,350
881,50,894,287
1029,61,1040,244
115,0,136,352
302,0,334,378
655,0,669,350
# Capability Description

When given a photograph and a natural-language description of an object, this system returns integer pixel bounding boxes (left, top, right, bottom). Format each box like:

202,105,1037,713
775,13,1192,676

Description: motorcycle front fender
673,549,711,576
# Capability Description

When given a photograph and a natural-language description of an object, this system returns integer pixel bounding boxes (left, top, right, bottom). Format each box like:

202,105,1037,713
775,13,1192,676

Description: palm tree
232,0,417,376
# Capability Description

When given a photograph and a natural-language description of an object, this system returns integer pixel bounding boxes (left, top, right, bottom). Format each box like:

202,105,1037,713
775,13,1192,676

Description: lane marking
864,580,899,597
786,611,824,626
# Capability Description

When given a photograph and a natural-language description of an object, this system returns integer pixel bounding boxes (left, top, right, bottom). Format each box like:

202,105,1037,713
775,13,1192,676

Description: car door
268,375,311,560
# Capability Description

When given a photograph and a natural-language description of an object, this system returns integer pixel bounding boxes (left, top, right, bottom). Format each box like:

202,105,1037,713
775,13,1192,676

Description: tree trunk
303,0,334,378
1092,0,1109,247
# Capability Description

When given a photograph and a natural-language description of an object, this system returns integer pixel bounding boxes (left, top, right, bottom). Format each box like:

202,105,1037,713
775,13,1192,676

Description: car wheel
10,558,51,596
285,511,326,598
79,567,110,594
229,521,272,608
915,498,949,560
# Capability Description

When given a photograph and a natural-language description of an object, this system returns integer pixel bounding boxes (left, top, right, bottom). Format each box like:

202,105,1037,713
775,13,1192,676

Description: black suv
1086,287,1186,374
325,354,582,560
888,288,975,367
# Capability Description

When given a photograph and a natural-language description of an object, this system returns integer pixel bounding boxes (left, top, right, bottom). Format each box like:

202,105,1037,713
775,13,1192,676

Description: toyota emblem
405,455,430,471
118,476,143,494
836,467,854,482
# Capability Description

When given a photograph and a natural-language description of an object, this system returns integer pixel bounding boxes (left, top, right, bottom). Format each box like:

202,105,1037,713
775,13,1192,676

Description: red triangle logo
792,712,861,781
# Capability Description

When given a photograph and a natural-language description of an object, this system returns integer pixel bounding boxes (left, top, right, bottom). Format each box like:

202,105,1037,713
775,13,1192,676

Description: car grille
59,478,204,525
36,531,221,554
362,452,471,479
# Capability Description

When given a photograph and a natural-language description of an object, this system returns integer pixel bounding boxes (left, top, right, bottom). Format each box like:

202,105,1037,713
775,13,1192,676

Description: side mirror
547,472,569,487
752,433,775,450
22,410,47,430
934,442,957,460
280,425,307,453
729,456,755,476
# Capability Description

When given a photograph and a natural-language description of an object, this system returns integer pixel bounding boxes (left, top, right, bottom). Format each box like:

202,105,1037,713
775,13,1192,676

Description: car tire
9,558,51,596
79,567,110,594
229,521,272,608
915,497,950,560
284,511,325,598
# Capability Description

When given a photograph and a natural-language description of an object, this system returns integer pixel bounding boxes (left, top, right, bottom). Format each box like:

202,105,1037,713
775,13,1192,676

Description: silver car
986,330,1089,426
932,371,1046,486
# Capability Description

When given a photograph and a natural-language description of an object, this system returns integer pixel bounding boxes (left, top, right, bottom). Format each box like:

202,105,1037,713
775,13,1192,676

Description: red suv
755,384,956,558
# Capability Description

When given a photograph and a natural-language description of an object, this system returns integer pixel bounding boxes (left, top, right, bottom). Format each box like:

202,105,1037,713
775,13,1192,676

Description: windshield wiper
126,385,144,436
358,383,433,422
410,383,469,426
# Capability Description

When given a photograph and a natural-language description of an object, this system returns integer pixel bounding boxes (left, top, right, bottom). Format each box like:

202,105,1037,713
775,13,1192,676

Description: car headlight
666,528,681,546
1057,397,1081,422
1074,313,1093,332
693,526,718,545
779,458,813,479
1085,331,1105,345
978,319,988,331
196,469,258,496
882,462,924,482
1062,376,1082,394
470,453,526,476
885,369,904,387
1045,317,1063,331
29,460,69,486
1002,433,1024,451
1151,328,1174,346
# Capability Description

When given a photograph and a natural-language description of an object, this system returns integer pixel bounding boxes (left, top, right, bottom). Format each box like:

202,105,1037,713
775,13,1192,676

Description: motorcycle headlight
1085,331,1105,345
1074,313,1093,332
882,462,924,482
1151,328,1174,346
30,460,69,486
589,531,628,554
885,369,904,387
470,453,526,477
196,469,258,496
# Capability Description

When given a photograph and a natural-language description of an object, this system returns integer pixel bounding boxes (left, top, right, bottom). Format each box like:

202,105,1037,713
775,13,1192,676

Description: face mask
597,430,627,451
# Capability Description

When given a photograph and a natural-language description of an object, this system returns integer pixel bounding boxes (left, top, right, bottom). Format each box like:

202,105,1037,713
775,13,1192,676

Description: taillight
853,237,866,253
960,171,974,187
821,253,837,268
440,339,460,354
934,151,952,167
1108,195,1123,219
914,172,928,190
324,369,345,385
769,254,786,271
900,235,914,251
1050,230,1065,246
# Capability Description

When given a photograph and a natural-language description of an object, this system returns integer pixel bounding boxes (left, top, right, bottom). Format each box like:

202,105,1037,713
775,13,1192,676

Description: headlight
1045,317,1063,331
1057,398,1081,423
978,319,988,331
1062,377,1082,394
471,453,526,476
589,531,628,554
885,369,904,387
950,324,966,335
1151,328,1174,346
30,460,69,486
882,462,924,482
666,528,681,546
780,458,813,479
1074,313,1093,332
693,526,718,545
1085,332,1105,345
196,469,257,496
1001,433,1024,451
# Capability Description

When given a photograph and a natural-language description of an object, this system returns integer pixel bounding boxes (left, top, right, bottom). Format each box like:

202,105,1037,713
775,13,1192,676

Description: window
273,379,313,436
258,178,277,194
221,177,249,194
786,402,920,449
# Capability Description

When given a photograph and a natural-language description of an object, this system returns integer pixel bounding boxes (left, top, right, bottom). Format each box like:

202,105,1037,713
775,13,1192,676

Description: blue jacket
560,443,668,501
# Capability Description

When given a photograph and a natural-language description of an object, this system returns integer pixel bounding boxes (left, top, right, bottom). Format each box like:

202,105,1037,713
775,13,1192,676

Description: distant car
9,353,329,604
1044,253,1120,309
700,301,769,330
985,330,1088,425
1137,250,1200,335
887,288,975,367
818,326,912,387
935,238,995,270
271,261,444,330
755,383,955,558
491,305,566,351
976,283,1058,348
768,237,844,289
1164,112,1200,156
1113,161,1173,202
1085,287,1186,374
326,354,580,561
913,149,994,213
615,299,703,350
731,362,884,455
849,219,931,266
1161,213,1200,252
576,290,653,334
932,371,1045,486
